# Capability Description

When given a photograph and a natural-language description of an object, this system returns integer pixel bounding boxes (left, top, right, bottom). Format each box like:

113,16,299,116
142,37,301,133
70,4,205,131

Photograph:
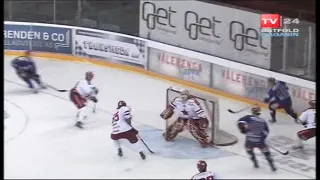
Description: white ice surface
4,56,315,179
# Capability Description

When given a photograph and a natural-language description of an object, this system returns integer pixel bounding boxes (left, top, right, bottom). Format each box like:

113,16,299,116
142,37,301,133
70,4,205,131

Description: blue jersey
268,81,290,102
238,115,269,144
11,56,37,74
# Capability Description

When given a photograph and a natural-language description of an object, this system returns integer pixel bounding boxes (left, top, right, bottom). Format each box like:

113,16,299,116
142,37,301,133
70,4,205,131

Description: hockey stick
137,134,155,154
228,104,257,114
45,84,68,92
268,144,289,155
129,124,154,154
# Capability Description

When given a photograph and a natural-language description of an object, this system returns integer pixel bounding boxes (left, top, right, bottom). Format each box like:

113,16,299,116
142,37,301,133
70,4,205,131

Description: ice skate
139,151,146,160
75,121,83,129
117,148,123,157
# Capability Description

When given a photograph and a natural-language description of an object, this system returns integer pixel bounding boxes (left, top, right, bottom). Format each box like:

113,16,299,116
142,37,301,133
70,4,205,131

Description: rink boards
4,53,316,179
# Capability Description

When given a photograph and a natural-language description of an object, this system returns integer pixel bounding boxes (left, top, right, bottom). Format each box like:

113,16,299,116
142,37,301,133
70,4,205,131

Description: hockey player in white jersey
111,100,146,160
292,100,316,149
191,160,217,180
160,89,212,147
69,71,98,128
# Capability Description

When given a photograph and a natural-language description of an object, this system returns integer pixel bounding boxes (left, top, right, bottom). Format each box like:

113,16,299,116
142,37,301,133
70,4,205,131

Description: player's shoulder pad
303,108,315,113
278,81,286,85
120,106,131,112
238,115,251,121
188,98,200,105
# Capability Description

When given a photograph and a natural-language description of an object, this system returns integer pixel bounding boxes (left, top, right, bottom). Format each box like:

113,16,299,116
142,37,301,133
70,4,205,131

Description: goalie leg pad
198,118,209,130
187,120,210,147
165,118,185,141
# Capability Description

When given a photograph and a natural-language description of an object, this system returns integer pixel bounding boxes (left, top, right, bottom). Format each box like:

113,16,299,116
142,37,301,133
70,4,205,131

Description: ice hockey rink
4,55,315,179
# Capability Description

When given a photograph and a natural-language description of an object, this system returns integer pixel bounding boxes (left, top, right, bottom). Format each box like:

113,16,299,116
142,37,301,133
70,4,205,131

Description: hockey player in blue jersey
11,51,46,92
264,77,298,123
237,106,277,172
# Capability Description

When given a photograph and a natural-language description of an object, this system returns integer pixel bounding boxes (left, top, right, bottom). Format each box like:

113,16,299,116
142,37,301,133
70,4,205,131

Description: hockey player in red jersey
111,100,146,160
292,100,316,149
160,89,212,147
69,71,98,128
191,160,216,180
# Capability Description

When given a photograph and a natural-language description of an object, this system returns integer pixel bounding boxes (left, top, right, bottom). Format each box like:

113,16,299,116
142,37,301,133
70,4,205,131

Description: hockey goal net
165,87,238,146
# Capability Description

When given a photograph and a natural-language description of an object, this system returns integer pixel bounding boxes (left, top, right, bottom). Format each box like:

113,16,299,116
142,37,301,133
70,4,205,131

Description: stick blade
282,151,289,155
58,90,68,92
228,109,236,113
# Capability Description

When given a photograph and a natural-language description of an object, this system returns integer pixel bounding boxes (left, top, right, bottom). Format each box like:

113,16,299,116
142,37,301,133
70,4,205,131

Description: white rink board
4,56,315,179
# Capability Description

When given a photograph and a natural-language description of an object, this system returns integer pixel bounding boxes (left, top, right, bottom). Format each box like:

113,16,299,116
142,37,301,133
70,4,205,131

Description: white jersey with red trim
299,108,316,129
111,106,132,134
191,171,216,180
170,97,205,120
74,80,96,99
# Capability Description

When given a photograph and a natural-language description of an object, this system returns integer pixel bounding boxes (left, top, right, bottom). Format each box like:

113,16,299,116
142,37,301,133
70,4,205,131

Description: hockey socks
247,150,259,168
75,107,87,128
263,151,277,171
284,107,298,120
113,140,145,159
269,109,277,122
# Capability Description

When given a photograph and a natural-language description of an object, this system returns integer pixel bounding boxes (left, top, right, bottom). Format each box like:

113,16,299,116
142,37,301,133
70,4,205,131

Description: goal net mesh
165,87,238,146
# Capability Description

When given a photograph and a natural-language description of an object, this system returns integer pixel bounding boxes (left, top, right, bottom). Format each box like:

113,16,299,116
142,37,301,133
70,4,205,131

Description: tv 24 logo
260,14,299,28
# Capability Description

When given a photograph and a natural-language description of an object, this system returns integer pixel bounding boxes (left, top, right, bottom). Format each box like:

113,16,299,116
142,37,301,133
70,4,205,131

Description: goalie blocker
160,88,238,147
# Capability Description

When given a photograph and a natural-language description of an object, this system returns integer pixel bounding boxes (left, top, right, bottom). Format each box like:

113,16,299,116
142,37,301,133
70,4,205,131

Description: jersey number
112,112,119,123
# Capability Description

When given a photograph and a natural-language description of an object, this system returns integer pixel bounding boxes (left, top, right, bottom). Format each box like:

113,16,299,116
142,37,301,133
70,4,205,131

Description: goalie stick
228,104,257,114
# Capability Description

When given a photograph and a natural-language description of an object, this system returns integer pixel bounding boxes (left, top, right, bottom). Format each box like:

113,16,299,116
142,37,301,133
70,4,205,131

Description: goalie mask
180,89,190,101
197,160,207,173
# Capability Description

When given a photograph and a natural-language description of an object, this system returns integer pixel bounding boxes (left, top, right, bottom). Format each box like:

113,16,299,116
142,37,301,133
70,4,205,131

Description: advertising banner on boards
74,29,147,67
139,0,271,69
148,47,211,86
4,24,72,54
211,64,315,112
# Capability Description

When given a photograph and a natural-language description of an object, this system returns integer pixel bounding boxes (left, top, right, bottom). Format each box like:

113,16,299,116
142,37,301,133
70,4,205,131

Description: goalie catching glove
160,107,174,120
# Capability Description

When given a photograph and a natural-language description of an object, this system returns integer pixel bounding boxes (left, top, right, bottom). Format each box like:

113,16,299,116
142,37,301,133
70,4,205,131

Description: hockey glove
132,128,139,134
92,87,99,95
89,96,98,103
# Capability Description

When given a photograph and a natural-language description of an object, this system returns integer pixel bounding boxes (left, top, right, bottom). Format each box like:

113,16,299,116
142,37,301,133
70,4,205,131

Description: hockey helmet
267,77,276,87
197,160,207,172
251,105,261,115
85,71,94,81
309,100,316,108
117,100,127,109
